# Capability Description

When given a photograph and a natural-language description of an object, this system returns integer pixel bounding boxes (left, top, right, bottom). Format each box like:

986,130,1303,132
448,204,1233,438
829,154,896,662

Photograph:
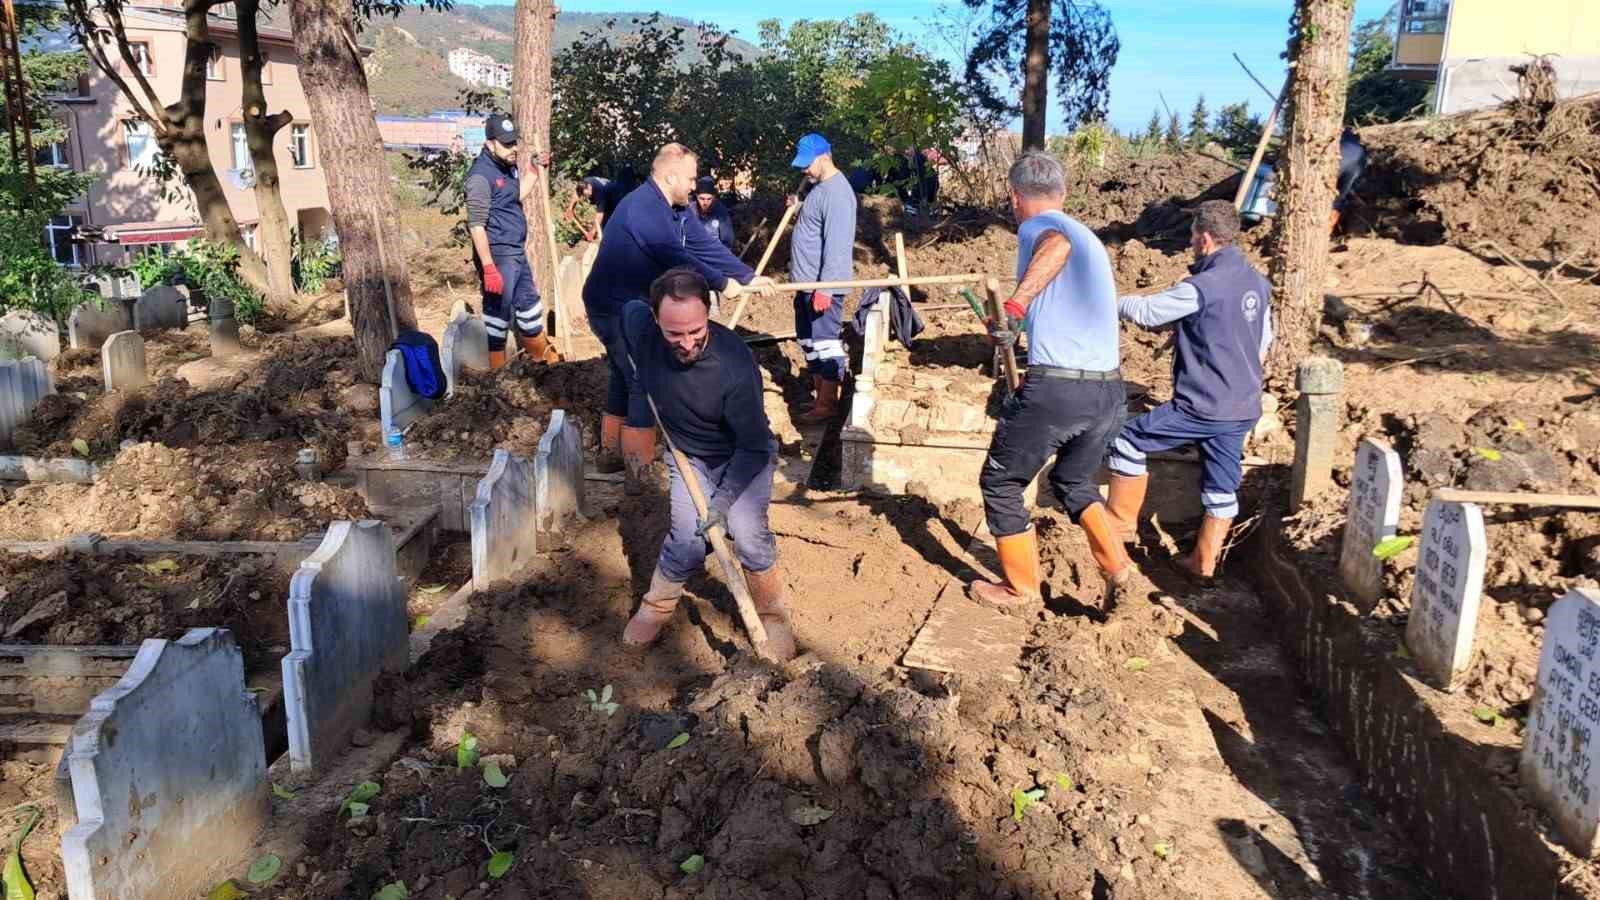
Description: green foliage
585,684,619,717
679,854,705,875
486,850,514,879
340,781,381,819
482,762,509,788
124,242,265,324
826,53,964,209
1211,102,1265,157
665,732,690,751
3,806,41,900
1187,94,1211,147
1371,536,1413,560
1068,122,1113,169
1346,9,1430,124
246,854,282,885
291,227,341,294
457,732,480,769
1164,112,1183,150
960,0,1120,131
371,883,408,900
1143,110,1163,144
1010,786,1045,822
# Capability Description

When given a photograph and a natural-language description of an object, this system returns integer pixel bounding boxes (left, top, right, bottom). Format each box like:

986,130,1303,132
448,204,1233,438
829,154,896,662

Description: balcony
1390,0,1450,78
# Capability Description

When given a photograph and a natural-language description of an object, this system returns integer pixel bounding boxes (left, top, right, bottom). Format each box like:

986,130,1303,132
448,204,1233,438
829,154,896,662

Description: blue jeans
1107,401,1256,519
477,253,543,351
589,311,653,427
658,452,778,583
795,291,847,382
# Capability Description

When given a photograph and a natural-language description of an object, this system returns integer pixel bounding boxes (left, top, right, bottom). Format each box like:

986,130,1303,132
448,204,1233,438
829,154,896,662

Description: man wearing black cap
463,112,557,366
691,177,737,253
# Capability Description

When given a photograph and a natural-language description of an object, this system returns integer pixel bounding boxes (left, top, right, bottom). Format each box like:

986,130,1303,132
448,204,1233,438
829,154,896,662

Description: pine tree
1187,93,1211,147
1143,109,1162,143
1164,111,1182,149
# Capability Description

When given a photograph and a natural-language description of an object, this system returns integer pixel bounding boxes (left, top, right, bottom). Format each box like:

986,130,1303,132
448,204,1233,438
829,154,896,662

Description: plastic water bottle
384,426,407,461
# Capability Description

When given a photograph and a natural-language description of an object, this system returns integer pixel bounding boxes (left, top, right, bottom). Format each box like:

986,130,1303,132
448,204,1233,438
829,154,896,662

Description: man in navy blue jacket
691,177,737,252
581,143,772,488
618,267,795,661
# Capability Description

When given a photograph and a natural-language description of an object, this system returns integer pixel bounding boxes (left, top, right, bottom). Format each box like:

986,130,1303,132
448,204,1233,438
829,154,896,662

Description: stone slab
101,330,149,392
1337,438,1403,610
61,628,269,900
67,302,133,351
1406,499,1488,689
131,283,188,330
441,306,490,397
535,409,585,541
282,520,409,772
0,455,100,484
469,450,538,591
902,586,1026,683
0,357,54,445
380,348,433,436
0,310,61,362
1521,588,1600,858
83,272,141,301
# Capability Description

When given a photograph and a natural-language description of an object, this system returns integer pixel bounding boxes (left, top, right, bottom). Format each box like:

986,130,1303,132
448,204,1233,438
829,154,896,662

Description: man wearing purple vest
1105,200,1273,579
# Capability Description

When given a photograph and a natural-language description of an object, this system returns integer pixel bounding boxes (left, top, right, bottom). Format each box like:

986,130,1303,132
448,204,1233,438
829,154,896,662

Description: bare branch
65,1,165,133
101,1,167,118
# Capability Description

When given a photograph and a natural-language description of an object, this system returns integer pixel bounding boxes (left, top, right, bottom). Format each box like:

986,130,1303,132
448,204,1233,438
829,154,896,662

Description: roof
123,5,373,54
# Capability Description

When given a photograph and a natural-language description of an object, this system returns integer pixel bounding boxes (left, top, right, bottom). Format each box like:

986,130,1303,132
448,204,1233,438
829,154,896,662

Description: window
230,122,250,171
123,119,157,168
36,132,69,168
241,225,257,251
128,41,152,76
207,46,224,80
290,124,311,168
46,215,84,267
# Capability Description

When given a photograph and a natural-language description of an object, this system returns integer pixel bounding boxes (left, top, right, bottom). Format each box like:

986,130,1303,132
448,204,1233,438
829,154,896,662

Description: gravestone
101,330,149,392
282,520,408,772
132,283,188,330
0,310,61,362
83,271,141,301
379,348,433,435
535,409,585,541
67,302,133,350
1520,588,1600,857
0,357,54,444
209,295,242,358
60,629,269,900
1337,438,1403,609
1405,499,1488,689
469,450,538,591
1291,357,1344,508
441,307,489,397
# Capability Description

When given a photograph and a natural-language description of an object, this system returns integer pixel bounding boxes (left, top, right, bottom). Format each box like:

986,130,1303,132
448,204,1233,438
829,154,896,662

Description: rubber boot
488,349,507,370
742,564,797,662
596,414,625,474
795,377,840,425
1177,515,1232,581
1105,473,1148,544
622,567,684,648
519,332,561,364
621,426,657,496
1329,208,1342,236
968,528,1042,611
1079,503,1134,604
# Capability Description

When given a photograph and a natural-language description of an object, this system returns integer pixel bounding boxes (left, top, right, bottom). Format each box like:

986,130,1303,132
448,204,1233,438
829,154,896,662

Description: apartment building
446,47,511,91
42,2,334,268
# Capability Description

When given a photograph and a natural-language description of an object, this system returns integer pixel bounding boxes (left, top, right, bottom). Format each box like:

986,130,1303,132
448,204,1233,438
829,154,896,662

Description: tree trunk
237,0,295,303
512,0,557,331
288,0,418,382
1266,0,1355,382
1020,0,1051,151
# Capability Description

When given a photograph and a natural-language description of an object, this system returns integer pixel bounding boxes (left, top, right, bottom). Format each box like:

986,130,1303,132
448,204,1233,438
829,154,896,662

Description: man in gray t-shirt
787,133,856,424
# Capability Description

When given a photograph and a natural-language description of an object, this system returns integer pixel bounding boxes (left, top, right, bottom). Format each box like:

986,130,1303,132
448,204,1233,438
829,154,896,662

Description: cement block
0,310,61,362
61,628,269,900
0,357,55,445
469,449,538,591
1291,357,1344,508
101,330,149,392
282,520,408,772
131,284,188,330
441,307,490,397
380,348,434,435
535,409,585,539
1521,588,1600,857
67,302,133,350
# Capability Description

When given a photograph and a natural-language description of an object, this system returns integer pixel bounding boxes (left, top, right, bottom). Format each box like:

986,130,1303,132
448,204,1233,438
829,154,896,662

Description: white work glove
721,279,745,300
748,276,777,293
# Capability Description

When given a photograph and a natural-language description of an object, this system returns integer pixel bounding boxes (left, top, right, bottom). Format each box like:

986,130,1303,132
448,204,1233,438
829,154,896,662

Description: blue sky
545,0,1395,133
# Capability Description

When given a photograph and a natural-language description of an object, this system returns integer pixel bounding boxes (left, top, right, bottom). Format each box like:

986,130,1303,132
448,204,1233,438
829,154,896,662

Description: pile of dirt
0,442,368,542
404,354,610,460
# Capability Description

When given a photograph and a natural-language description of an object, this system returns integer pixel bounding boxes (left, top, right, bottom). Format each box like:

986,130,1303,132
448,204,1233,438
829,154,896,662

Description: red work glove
1003,299,1026,322
481,262,504,295
811,291,833,314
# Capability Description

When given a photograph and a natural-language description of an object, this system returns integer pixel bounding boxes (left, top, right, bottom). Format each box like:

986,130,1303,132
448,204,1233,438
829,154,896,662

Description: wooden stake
369,208,400,341
536,162,568,358
894,231,910,286
726,200,800,331
984,278,1021,393
767,273,987,293
1436,489,1600,511
738,217,768,259
1234,73,1292,211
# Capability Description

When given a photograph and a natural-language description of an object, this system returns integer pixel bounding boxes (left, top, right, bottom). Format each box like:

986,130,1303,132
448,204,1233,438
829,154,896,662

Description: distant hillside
363,6,760,116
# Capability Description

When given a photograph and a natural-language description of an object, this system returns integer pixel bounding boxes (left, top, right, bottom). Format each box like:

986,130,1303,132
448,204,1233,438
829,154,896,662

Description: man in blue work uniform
619,267,796,661
568,174,631,243
691,177,737,252
787,133,856,424
463,112,557,367
1105,200,1272,579
969,152,1133,611
581,143,773,489
1332,128,1367,235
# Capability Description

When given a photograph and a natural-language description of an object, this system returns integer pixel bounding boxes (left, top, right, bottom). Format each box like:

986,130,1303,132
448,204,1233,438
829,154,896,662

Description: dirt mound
405,354,610,459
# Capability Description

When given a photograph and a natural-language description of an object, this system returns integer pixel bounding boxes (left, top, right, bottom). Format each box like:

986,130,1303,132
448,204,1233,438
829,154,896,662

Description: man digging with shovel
618,267,797,662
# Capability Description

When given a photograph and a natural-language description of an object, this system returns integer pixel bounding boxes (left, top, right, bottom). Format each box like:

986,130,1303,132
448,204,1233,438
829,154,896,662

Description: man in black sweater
618,267,796,660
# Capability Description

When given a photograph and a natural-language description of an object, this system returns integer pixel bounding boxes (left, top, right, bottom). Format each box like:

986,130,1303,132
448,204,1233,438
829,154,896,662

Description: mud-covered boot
596,414,625,474
1079,503,1134,605
621,425,658,496
622,568,685,648
1176,515,1232,581
794,377,841,425
1105,473,1148,544
742,564,797,662
968,528,1042,612
519,332,562,364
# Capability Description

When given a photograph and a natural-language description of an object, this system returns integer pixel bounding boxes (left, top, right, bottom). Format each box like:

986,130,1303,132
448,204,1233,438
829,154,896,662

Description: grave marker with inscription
1337,438,1402,609
1521,588,1600,857
1405,499,1487,688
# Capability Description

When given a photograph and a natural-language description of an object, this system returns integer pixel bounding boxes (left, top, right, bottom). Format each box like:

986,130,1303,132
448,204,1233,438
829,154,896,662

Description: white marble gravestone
1521,588,1600,857
1405,499,1488,688
1337,438,1403,608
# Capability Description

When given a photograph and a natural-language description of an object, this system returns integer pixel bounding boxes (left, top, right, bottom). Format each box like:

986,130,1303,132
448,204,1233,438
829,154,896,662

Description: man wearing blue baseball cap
787,132,856,424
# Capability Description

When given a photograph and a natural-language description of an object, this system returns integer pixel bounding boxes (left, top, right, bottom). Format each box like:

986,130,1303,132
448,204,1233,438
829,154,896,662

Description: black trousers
979,374,1124,537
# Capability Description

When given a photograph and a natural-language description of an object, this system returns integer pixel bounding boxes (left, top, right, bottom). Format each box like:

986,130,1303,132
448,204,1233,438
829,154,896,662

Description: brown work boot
742,564,797,662
968,528,1042,612
596,414,625,474
488,349,507,370
1079,502,1135,604
1176,515,1232,581
794,377,840,425
1105,473,1148,544
519,332,561,364
621,425,658,496
622,567,685,648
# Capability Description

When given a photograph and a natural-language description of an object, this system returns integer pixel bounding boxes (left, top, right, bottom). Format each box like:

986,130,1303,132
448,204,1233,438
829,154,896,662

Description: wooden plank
0,720,74,746
902,584,1026,683
1436,489,1600,510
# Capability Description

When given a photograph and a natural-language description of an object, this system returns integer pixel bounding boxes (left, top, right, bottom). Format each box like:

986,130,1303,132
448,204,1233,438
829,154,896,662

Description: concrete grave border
469,450,539,591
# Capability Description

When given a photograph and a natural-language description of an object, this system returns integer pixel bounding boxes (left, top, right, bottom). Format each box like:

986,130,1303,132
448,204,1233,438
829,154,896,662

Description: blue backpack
391,330,446,400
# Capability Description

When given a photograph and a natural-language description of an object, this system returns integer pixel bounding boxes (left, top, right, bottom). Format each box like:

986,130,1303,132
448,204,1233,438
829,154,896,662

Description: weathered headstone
379,348,433,435
441,307,489,397
1291,357,1344,508
0,356,54,444
0,310,61,362
1405,499,1488,688
67,302,133,350
101,330,149,392
1520,588,1600,857
535,409,585,540
61,629,269,900
209,295,242,358
1337,437,1403,608
469,449,538,591
282,520,408,772
83,271,141,301
131,283,188,330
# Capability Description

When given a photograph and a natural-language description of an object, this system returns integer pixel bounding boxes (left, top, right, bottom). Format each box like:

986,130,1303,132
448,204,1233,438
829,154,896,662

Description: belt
1027,364,1122,382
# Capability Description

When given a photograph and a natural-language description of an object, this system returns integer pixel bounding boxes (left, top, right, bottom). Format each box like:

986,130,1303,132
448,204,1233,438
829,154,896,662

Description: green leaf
71,438,89,457
679,853,706,875
1010,786,1045,822
271,783,296,800
246,854,282,884
666,732,690,750
3,806,41,900
1054,773,1073,792
1153,841,1173,861
487,850,514,879
482,762,509,788
601,684,614,704
585,689,597,703
140,558,180,575
1474,447,1502,462
457,733,480,769
1372,536,1414,560
372,883,408,900
1124,657,1151,673
1393,642,1412,660
348,781,380,803
345,802,370,819
418,584,448,594
207,881,245,900
1473,706,1503,726
787,803,834,826
411,615,430,630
